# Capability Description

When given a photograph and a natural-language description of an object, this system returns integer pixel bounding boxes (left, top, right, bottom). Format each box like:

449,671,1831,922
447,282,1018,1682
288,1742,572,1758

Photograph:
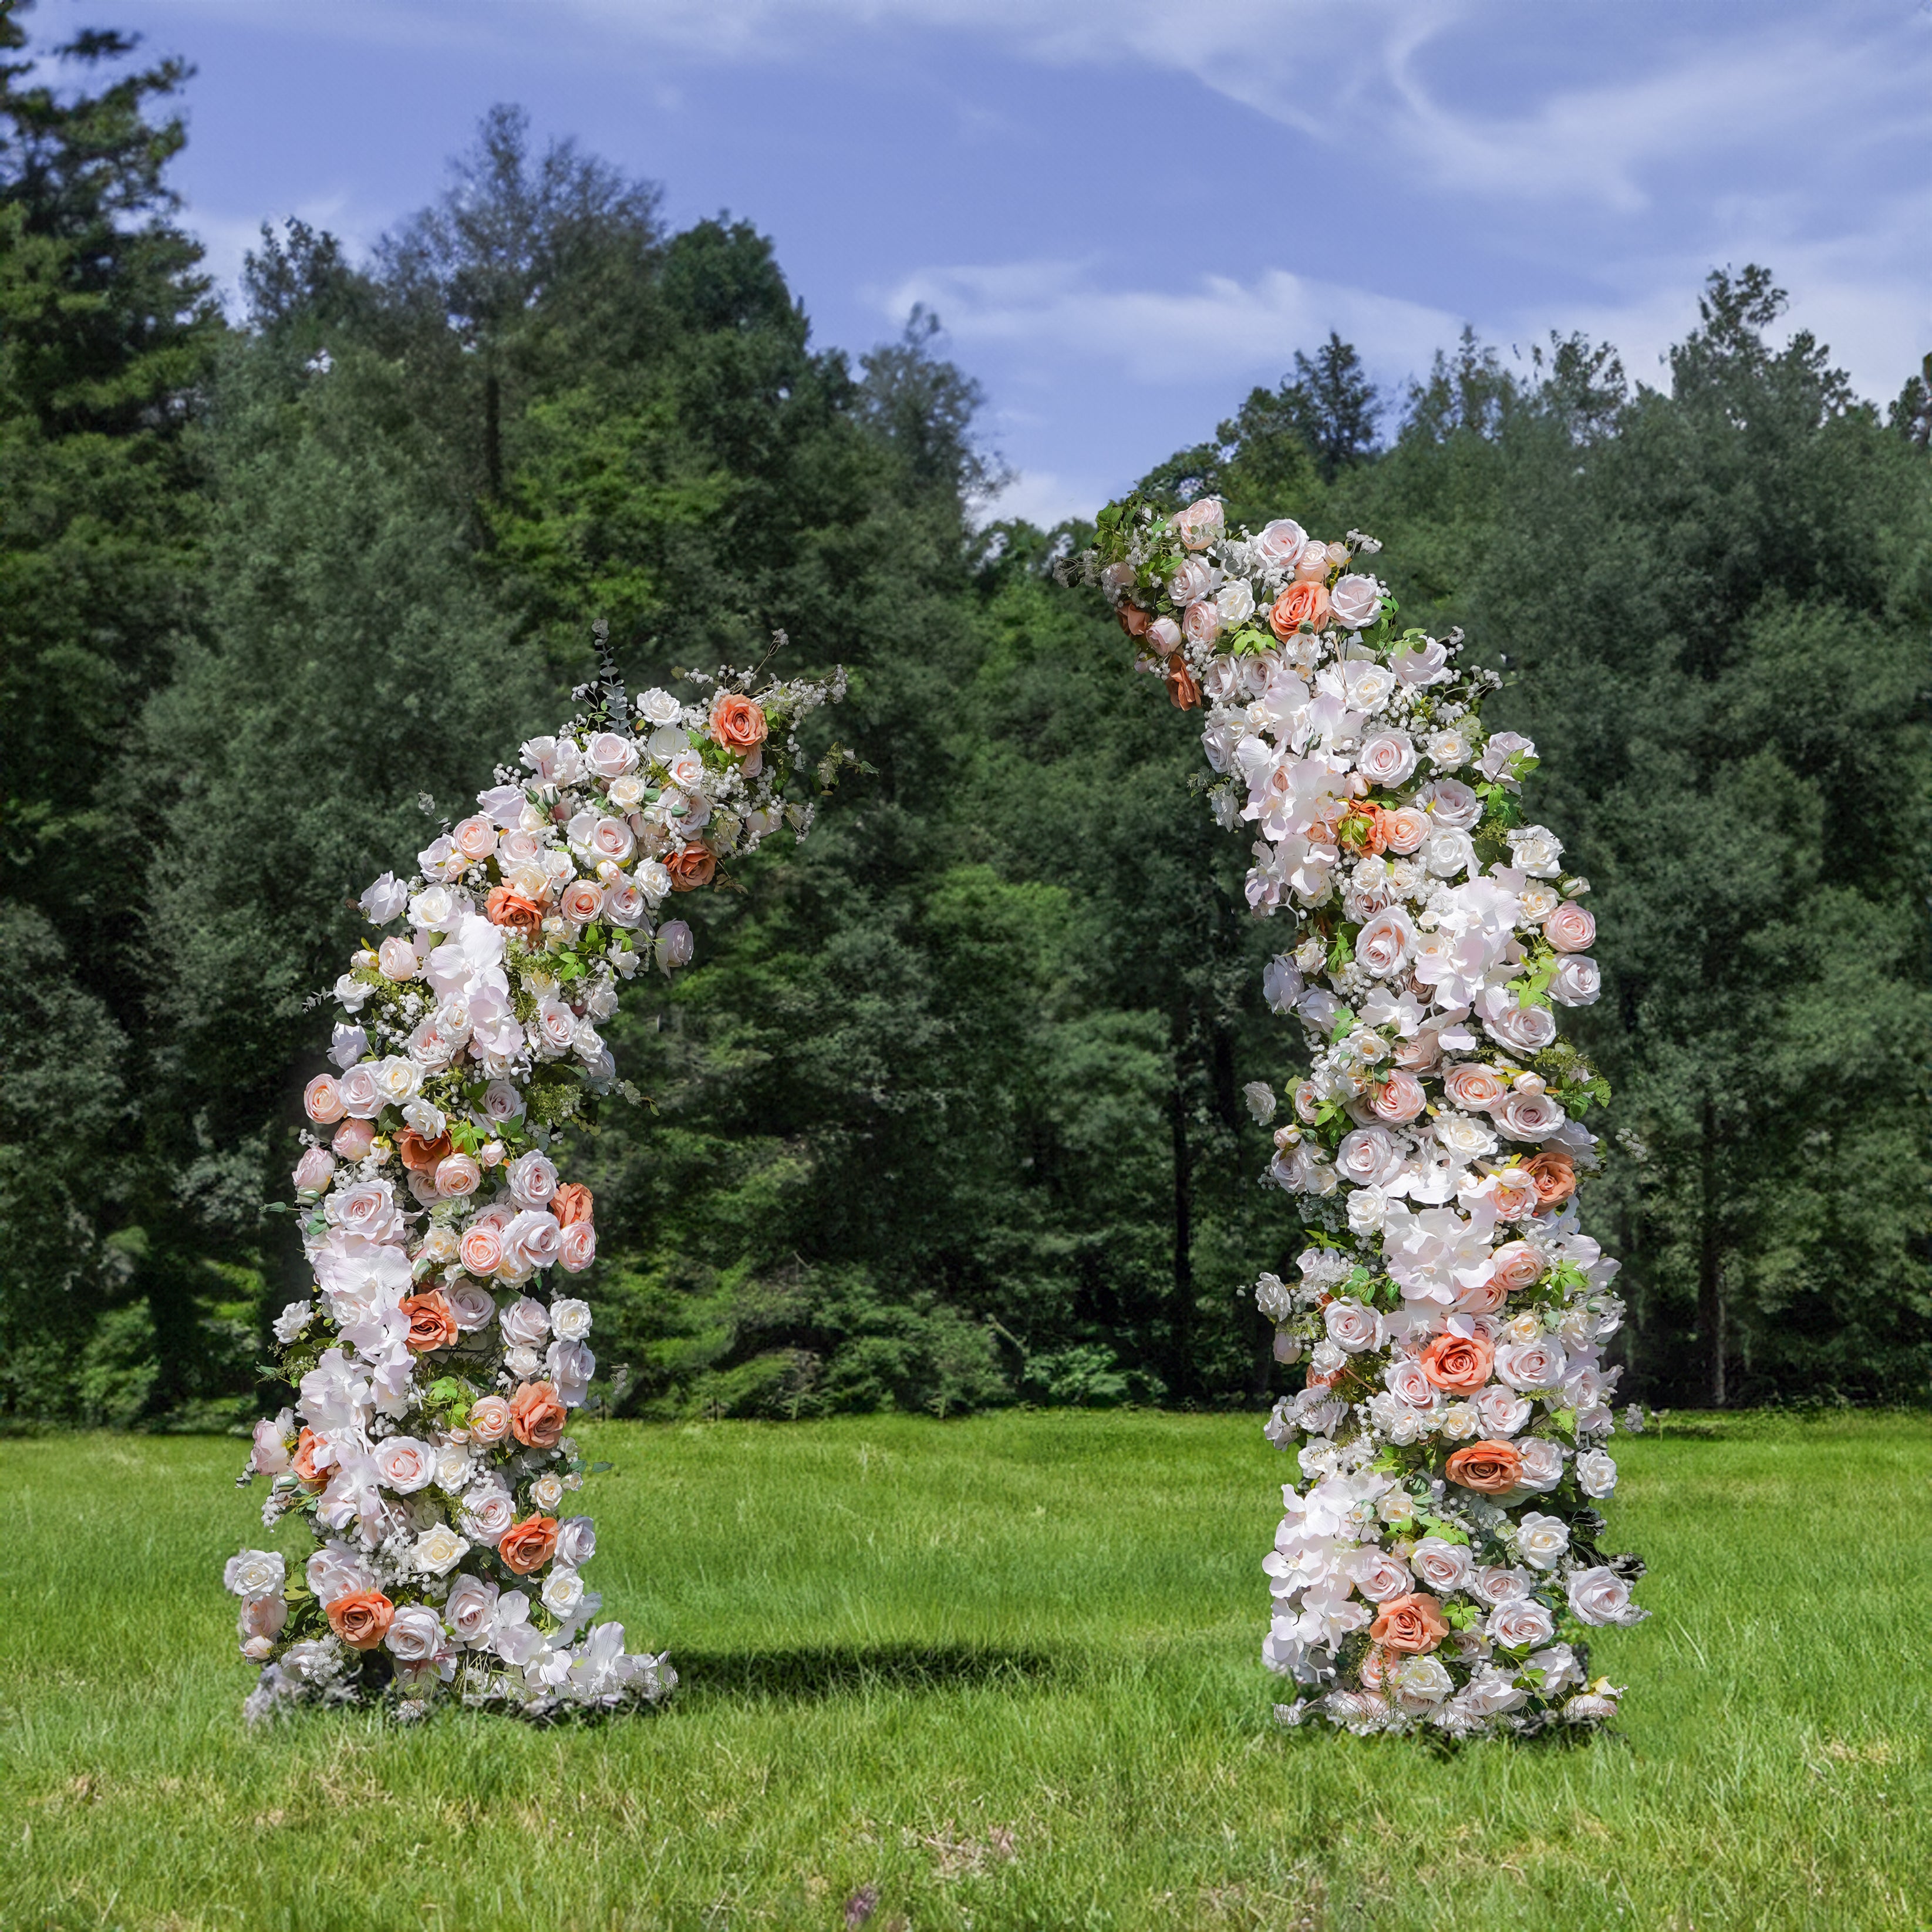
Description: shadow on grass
671,1642,1058,1707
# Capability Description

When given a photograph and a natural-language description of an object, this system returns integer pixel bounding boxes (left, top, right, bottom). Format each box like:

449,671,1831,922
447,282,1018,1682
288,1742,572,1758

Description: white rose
498,1296,550,1347
1410,1536,1472,1594
410,1522,470,1576
1242,1080,1277,1125
1528,1642,1583,1692
1392,636,1450,685
433,1441,473,1491
385,1605,446,1664
1337,1125,1403,1188
1346,1185,1388,1236
504,1344,543,1378
1472,1564,1532,1606
375,1436,435,1494
1479,732,1537,784
1424,729,1472,770
531,1471,566,1513
1515,1437,1566,1492
460,1481,514,1544
1550,956,1601,1006
359,872,409,923
1323,1299,1382,1354
1493,1338,1567,1391
1417,779,1481,832
1574,1449,1617,1498
1515,1511,1571,1570
549,1297,593,1342
1422,826,1475,878
1262,956,1304,1013
1506,824,1563,877
555,1516,596,1567
272,1300,314,1345
1390,1652,1454,1711
541,1567,585,1617
373,1056,422,1105
1486,1598,1555,1648
1329,574,1382,629
1356,731,1417,790
639,687,683,726
446,1574,499,1647
222,1549,286,1603
1433,1113,1497,1161
1216,580,1256,626
1566,1565,1644,1626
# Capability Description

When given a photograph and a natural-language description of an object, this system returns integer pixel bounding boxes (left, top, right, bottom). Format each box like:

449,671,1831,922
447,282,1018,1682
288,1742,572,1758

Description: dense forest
3,6,1928,1428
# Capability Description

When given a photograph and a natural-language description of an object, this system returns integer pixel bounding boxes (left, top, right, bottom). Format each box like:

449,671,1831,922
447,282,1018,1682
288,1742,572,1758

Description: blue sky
90,0,1932,522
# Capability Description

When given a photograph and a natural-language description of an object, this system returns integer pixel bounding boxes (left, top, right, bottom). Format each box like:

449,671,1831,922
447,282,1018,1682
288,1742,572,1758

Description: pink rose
1329,574,1382,629
1174,497,1224,550
1354,910,1415,977
467,1394,512,1445
1544,903,1596,953
1498,1089,1566,1141
559,1222,597,1273
1370,1071,1426,1124
1441,1064,1507,1113
303,1075,345,1124
1182,599,1222,646
251,1417,292,1475
559,879,605,925
1551,956,1600,1006
292,1146,336,1197
460,1223,505,1277
378,937,419,982
1488,1240,1543,1293
453,814,499,863
434,1152,481,1198
590,817,635,864
1169,557,1215,605
1252,518,1306,569
1357,731,1417,790
584,730,638,780
332,1116,376,1160
1147,616,1182,653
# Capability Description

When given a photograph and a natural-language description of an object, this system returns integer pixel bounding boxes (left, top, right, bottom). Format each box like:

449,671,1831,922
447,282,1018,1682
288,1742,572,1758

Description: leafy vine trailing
224,628,844,1720
1075,495,1646,1738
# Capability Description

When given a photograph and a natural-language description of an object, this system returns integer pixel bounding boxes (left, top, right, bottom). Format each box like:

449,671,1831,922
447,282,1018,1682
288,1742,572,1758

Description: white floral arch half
226,628,845,1721
1075,495,1647,1739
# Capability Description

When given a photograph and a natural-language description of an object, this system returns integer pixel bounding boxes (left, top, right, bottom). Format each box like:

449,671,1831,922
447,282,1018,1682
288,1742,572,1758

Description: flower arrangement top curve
1073,495,1645,1740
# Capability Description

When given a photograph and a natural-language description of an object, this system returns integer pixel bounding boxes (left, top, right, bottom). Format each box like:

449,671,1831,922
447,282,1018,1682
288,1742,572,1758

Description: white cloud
884,260,1462,390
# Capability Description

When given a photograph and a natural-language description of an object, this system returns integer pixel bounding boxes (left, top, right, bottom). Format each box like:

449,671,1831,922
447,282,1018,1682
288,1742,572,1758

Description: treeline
2,8,1927,1426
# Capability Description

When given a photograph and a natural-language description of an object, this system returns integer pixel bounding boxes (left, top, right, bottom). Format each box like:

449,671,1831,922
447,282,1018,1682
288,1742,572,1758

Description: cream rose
1514,1511,1571,1570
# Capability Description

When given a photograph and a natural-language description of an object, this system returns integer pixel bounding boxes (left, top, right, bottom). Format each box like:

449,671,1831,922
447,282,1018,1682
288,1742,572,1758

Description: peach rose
397,1129,453,1174
498,1515,559,1575
558,879,605,925
510,1380,567,1448
1370,1070,1427,1125
292,1425,328,1489
1441,1063,1508,1113
710,694,768,754
1118,603,1153,639
1452,1273,1510,1316
485,886,545,937
400,1290,458,1353
332,1116,376,1160
1420,1331,1494,1393
453,814,499,863
1340,803,1388,856
1165,658,1202,710
1488,1239,1543,1293
468,1393,512,1446
1369,1592,1449,1655
304,1075,345,1124
1383,806,1428,855
1489,1168,1543,1219
434,1152,481,1199
1545,903,1596,953
326,1589,395,1650
550,1183,594,1228
460,1222,504,1277
666,844,716,892
1521,1151,1577,1206
1269,581,1331,640
1444,1439,1525,1494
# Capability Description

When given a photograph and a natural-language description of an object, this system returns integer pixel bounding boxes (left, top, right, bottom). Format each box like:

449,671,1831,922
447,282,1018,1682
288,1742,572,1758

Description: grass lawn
1,1410,1927,1932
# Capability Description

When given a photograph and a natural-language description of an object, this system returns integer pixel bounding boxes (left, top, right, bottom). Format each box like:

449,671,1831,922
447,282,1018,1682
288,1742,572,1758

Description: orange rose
1165,658,1202,710
292,1425,327,1490
1118,603,1153,639
485,886,545,937
1520,1151,1576,1206
1369,1592,1448,1655
498,1514,559,1575
400,1290,458,1353
1269,581,1331,640
710,694,768,754
396,1129,454,1174
550,1183,595,1228
1420,1331,1494,1393
510,1379,567,1448
666,844,716,892
1340,803,1388,856
1444,1439,1525,1494
325,1589,395,1650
